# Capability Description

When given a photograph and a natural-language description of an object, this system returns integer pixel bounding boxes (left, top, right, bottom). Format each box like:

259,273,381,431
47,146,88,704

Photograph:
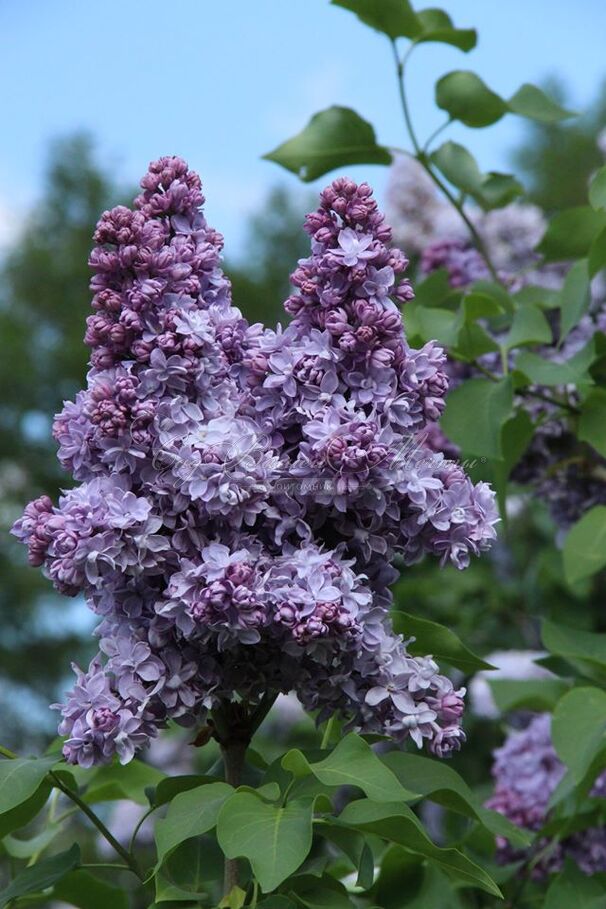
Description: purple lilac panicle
12,160,498,766
486,713,606,876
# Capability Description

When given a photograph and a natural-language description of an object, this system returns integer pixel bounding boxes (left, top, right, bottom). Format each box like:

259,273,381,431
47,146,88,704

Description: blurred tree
225,185,314,326
0,134,123,747
511,76,606,212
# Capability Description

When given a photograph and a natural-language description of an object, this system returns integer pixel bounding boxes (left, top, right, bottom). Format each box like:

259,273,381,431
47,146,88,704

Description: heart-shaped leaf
217,791,314,892
264,107,391,182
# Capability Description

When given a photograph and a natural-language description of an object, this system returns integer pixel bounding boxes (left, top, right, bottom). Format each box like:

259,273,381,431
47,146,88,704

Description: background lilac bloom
486,713,606,876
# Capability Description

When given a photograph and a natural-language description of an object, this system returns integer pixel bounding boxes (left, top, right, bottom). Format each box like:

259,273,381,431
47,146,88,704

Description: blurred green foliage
512,77,606,211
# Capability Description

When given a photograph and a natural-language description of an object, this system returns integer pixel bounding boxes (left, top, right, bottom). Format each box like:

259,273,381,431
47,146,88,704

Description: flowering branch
390,39,502,285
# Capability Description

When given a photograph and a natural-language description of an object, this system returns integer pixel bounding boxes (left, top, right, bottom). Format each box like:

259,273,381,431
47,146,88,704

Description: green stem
249,692,279,735
0,744,145,882
212,701,258,896
53,806,78,825
0,744,18,759
221,740,247,896
469,358,580,414
80,862,135,873
48,771,144,881
128,804,157,855
390,39,502,286
281,778,296,808
522,387,579,414
391,41,421,153
423,117,452,153
321,715,337,750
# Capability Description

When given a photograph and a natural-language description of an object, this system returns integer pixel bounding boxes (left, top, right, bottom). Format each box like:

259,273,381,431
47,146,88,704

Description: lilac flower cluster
12,158,498,767
487,714,606,876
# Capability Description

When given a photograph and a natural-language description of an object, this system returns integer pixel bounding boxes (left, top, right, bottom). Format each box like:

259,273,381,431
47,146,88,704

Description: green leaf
389,864,465,909
332,1,476,50
471,279,515,316
563,506,606,584
148,903,201,909
537,206,606,262
152,774,219,808
317,826,374,888
286,874,353,909
435,71,507,128
454,321,499,361
515,339,596,386
53,870,129,909
282,733,416,801
155,837,218,901
440,377,513,459
559,259,590,343
454,287,506,328
0,781,51,838
83,759,165,805
542,619,606,683
478,172,524,210
383,752,532,848
356,842,375,890
257,897,298,909
391,610,494,672
545,864,606,909
331,0,420,40
551,687,606,782
407,304,458,347
0,755,56,815
589,165,606,211
508,84,574,123
489,678,571,713
500,304,552,353
4,824,61,859
0,843,80,908
414,9,476,52
263,107,391,182
430,143,522,210
338,799,502,897
155,781,233,864
579,388,606,458
492,409,535,516
431,141,482,194
219,886,248,909
513,283,561,309
588,225,606,278
413,269,453,308
217,792,314,892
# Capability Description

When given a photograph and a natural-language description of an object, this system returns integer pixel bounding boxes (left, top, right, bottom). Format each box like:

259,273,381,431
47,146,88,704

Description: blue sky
1,0,605,255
